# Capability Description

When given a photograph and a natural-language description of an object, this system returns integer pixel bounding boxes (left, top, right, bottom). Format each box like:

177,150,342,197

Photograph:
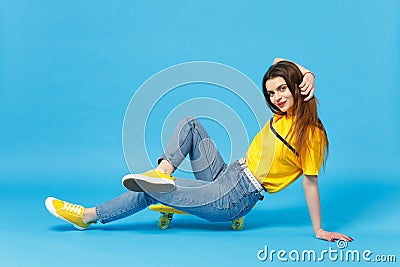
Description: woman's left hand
315,229,353,242
299,72,315,102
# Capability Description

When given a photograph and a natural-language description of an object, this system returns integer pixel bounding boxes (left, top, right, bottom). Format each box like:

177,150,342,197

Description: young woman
45,59,352,242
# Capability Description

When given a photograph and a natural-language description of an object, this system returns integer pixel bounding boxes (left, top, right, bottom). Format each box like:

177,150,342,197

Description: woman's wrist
315,228,324,235
303,71,315,78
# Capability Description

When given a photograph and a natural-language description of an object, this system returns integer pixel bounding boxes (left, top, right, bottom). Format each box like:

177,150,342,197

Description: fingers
303,87,315,102
301,83,313,95
300,82,311,94
300,74,315,102
329,231,353,241
299,81,315,102
317,231,353,242
299,75,313,90
333,233,353,242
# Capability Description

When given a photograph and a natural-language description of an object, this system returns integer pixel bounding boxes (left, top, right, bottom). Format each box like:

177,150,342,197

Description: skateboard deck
149,204,245,230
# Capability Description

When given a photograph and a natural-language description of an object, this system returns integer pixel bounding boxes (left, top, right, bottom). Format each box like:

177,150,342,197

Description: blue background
1,0,399,266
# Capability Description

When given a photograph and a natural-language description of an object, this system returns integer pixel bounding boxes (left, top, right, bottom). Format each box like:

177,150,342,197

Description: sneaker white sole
45,197,87,230
122,174,175,193
122,174,144,192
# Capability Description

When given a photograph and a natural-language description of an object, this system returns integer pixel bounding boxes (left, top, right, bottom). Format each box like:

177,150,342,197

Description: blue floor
2,168,399,267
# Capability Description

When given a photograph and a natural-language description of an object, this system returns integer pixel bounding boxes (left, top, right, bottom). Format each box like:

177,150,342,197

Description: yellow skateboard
149,204,245,230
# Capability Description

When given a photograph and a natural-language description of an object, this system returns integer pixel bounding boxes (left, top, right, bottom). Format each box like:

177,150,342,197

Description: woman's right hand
273,57,315,102
299,72,315,102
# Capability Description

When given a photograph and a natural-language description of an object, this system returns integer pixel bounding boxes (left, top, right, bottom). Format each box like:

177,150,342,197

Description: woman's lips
278,101,286,108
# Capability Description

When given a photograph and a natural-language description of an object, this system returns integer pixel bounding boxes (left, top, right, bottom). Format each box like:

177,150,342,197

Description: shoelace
63,202,83,215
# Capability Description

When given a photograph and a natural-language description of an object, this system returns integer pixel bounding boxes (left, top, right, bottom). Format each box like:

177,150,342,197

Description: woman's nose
274,93,282,103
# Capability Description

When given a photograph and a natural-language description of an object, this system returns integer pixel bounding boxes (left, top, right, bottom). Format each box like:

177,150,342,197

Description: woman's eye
268,92,274,97
279,86,287,91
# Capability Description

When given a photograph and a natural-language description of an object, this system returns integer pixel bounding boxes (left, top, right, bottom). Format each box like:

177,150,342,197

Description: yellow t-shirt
246,114,326,193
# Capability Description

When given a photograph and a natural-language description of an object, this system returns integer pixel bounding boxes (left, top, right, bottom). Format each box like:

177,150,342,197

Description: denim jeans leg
159,116,227,182
148,161,260,222
96,191,157,224
95,162,261,224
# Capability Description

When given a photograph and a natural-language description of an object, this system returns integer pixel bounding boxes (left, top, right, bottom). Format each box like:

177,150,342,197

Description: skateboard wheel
167,213,173,221
232,216,245,230
158,216,170,230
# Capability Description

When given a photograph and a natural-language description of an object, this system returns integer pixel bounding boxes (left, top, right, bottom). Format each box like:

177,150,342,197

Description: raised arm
273,58,315,101
303,174,353,242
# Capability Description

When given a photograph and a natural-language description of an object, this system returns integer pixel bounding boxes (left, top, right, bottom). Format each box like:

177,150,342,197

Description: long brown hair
262,61,329,162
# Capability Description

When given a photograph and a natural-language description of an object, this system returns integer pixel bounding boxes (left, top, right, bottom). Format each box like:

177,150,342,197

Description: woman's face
265,76,294,114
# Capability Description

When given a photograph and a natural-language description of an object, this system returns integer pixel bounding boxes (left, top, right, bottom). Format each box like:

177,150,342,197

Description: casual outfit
46,115,326,227
96,116,264,223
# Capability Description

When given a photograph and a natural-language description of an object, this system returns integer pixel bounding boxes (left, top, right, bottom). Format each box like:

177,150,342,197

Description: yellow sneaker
122,169,175,193
45,197,93,230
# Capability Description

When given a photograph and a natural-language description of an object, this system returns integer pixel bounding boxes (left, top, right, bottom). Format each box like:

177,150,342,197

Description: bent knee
180,116,197,123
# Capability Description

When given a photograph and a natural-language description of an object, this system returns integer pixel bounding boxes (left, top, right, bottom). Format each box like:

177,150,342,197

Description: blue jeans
96,117,264,223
